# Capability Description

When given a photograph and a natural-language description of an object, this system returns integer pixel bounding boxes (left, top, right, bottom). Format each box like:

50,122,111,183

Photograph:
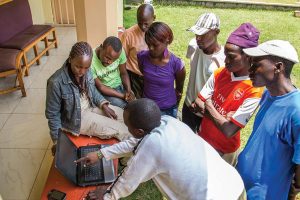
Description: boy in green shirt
92,36,135,108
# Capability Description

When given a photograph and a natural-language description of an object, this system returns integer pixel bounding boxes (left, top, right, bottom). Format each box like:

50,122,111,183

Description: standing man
120,4,155,98
195,23,264,165
76,99,244,200
236,40,300,200
92,36,134,109
183,13,225,132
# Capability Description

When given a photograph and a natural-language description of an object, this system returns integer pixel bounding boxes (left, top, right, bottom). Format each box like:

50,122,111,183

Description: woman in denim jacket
46,42,130,154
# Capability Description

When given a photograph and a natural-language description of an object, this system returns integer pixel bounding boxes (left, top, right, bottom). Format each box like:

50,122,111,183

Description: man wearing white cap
182,13,225,132
236,40,300,200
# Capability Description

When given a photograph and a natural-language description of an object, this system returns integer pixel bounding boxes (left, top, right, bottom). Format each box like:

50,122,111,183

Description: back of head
69,41,93,60
137,3,154,18
145,22,173,45
227,23,260,49
102,36,122,53
124,98,161,133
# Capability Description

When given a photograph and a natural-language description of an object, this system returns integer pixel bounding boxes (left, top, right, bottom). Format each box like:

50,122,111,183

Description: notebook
55,130,116,186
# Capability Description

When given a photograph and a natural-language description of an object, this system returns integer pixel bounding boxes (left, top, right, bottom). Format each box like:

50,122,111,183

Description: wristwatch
97,151,103,160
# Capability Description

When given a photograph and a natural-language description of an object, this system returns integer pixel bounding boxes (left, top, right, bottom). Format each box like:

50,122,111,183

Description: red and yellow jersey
198,67,263,153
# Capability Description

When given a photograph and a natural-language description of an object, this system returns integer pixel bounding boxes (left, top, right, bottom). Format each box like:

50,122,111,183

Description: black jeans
127,70,144,99
182,102,202,133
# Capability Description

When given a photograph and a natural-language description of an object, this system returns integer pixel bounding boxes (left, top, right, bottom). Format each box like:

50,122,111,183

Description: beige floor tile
50,43,73,57
0,63,43,93
47,140,53,150
28,150,53,200
0,75,16,91
0,114,50,149
0,149,46,200
55,27,70,36
23,67,43,90
60,33,77,45
0,92,22,114
30,70,56,89
0,114,10,130
40,55,67,72
13,89,46,114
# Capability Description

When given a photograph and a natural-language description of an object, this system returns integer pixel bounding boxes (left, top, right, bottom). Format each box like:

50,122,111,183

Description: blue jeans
160,105,178,118
103,85,127,109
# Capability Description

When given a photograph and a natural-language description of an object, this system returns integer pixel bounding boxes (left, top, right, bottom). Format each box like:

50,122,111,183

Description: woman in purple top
137,22,186,118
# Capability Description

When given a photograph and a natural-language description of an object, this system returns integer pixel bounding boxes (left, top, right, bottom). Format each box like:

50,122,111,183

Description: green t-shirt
91,49,126,88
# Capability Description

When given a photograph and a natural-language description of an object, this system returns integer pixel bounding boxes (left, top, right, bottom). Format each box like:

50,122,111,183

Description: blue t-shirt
236,89,300,200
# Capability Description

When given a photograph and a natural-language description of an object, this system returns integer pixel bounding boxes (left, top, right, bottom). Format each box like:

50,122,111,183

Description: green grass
122,5,300,199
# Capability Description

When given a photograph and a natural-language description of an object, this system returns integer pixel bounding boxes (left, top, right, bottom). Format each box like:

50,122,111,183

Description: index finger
74,156,88,163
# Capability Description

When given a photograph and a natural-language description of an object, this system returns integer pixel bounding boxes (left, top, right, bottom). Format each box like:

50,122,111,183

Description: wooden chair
0,0,58,76
0,48,26,97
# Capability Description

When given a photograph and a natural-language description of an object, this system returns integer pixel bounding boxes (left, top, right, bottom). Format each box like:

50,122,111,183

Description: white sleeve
186,38,198,59
207,61,219,77
231,98,260,127
101,137,140,160
104,138,160,200
198,73,215,100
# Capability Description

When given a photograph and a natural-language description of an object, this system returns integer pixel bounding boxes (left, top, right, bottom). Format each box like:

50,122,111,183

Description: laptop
55,130,116,187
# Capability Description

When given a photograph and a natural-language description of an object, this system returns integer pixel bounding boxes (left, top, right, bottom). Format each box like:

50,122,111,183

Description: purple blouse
138,50,184,109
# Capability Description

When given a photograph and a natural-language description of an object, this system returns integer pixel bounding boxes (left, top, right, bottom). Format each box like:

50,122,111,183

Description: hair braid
69,41,93,60
67,41,93,97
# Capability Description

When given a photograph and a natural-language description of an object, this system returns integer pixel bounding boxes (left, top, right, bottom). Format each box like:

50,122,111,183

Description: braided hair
69,41,93,60
67,41,93,95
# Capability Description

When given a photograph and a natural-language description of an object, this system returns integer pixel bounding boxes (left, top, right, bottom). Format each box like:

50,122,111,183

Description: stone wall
154,0,300,11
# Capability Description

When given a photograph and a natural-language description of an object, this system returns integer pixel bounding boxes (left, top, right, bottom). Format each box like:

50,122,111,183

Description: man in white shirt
183,13,225,132
76,98,244,200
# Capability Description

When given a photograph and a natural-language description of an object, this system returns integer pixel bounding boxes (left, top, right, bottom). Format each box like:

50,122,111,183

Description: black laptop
55,130,116,187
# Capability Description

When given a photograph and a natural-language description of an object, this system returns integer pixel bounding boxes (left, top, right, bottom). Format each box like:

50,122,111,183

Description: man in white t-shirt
183,13,225,132
76,98,244,200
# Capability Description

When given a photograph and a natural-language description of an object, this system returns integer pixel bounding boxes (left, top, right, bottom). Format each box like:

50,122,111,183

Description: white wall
117,0,123,27
28,0,45,24
42,0,54,24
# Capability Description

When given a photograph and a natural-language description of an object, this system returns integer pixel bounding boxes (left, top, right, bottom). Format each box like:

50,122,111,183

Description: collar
230,72,250,82
62,62,73,85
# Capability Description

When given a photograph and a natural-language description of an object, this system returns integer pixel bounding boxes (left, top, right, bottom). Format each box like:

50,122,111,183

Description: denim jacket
45,62,107,142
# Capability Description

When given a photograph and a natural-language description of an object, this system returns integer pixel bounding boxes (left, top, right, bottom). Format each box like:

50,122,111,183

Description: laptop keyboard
81,147,104,182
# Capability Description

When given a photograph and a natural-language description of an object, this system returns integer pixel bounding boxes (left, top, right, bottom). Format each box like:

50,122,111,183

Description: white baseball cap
243,40,299,63
187,13,220,36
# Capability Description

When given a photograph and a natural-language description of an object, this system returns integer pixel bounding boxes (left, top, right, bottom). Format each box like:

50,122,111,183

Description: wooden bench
0,48,26,96
0,0,58,96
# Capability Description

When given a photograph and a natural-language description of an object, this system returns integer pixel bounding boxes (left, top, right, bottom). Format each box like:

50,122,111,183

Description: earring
163,48,169,58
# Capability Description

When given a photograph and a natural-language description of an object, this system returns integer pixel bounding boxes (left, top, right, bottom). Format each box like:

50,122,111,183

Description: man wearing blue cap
237,40,300,200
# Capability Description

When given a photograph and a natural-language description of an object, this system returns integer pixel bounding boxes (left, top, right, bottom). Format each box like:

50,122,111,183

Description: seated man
46,42,130,155
92,36,134,109
76,98,244,200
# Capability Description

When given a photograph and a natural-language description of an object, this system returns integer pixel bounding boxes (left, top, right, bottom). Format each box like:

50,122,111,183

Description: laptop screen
55,130,77,185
